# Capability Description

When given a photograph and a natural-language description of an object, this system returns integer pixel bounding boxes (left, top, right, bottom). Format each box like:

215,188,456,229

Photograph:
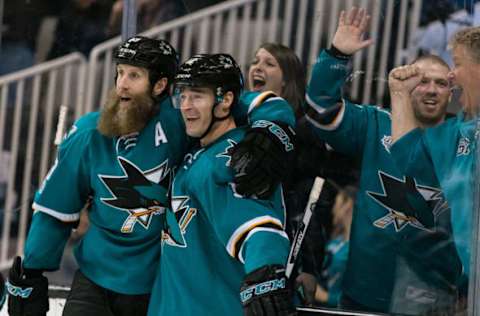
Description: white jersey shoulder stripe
306,99,346,131
237,227,289,263
226,215,283,259
32,202,80,222
305,93,327,114
247,91,279,113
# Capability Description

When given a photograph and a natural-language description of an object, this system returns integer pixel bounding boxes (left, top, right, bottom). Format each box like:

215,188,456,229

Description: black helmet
172,53,244,105
114,36,178,83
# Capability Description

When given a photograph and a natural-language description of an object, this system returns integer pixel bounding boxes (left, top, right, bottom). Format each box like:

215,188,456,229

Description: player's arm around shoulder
229,94,297,199
237,90,296,128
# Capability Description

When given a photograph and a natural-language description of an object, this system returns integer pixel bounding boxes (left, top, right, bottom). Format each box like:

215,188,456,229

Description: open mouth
422,99,438,109
251,78,266,91
185,117,199,123
120,96,132,103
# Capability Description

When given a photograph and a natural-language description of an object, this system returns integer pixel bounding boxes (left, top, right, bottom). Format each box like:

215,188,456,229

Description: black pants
62,270,150,316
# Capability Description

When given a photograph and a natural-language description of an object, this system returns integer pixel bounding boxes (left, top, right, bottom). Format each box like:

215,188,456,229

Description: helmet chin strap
198,101,231,141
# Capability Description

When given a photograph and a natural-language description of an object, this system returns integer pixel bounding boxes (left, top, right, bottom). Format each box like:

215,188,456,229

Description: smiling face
248,48,284,96
450,45,480,116
410,59,451,126
178,86,216,138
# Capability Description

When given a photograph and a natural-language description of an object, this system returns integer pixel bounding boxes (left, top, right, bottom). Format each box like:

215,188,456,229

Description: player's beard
98,89,155,137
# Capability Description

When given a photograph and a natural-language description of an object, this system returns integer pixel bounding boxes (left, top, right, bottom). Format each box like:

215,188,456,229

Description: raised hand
388,65,423,96
389,65,423,141
332,7,374,55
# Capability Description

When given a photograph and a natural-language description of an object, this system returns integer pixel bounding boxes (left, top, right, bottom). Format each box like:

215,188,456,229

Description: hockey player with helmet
147,54,296,316
303,7,462,315
6,36,296,316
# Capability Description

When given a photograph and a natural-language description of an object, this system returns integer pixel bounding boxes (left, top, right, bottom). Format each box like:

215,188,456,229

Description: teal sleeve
242,230,289,274
309,101,373,156
23,212,72,270
306,50,350,110
34,120,92,219
235,91,296,128
304,50,373,156
199,152,290,274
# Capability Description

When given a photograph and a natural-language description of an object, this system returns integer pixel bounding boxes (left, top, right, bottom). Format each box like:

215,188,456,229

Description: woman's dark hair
255,43,306,118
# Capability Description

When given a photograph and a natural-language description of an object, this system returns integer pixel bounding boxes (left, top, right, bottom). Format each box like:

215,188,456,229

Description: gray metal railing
0,53,87,269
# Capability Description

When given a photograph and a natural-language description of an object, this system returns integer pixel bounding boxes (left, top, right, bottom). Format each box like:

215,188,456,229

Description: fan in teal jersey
147,54,296,316
302,7,462,315
389,26,480,311
6,36,296,316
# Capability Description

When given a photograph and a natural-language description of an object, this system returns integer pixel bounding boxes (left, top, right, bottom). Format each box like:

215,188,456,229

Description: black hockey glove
230,120,295,199
240,265,296,316
7,256,49,316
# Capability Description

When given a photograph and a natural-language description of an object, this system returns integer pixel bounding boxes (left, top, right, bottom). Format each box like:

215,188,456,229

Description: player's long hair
253,43,306,118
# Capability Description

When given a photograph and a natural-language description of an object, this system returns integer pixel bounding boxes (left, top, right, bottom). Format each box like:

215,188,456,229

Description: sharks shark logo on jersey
456,137,471,156
381,135,392,153
99,157,170,233
162,195,197,247
216,139,237,166
368,171,448,232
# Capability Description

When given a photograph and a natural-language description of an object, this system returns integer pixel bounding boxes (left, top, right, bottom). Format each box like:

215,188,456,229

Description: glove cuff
249,120,296,154
240,265,287,305
326,44,352,60
7,257,49,316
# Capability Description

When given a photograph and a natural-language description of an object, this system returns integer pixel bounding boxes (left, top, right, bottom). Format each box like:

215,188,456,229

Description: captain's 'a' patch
367,171,447,232
99,157,170,233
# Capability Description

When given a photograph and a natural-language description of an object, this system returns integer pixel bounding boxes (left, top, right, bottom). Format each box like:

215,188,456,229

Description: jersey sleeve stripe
247,91,279,113
237,227,289,263
32,202,80,222
305,93,328,114
226,215,283,260
305,99,346,131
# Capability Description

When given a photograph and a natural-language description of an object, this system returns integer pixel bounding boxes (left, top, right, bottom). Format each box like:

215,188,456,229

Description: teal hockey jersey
304,50,462,312
147,128,290,316
391,112,475,277
24,91,295,295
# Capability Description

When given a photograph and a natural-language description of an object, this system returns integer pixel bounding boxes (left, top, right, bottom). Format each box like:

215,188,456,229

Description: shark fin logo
216,139,237,166
99,157,171,233
162,195,197,247
367,171,446,232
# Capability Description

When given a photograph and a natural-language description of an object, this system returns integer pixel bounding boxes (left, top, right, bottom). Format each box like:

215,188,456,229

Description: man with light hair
389,26,480,305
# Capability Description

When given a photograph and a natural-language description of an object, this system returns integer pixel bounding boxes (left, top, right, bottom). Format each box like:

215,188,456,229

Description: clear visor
171,83,216,109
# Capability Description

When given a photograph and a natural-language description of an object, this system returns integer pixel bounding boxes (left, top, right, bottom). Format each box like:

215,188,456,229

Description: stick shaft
285,177,325,279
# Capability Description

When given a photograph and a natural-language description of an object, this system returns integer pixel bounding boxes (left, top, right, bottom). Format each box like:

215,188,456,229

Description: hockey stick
285,176,325,279
54,105,68,146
